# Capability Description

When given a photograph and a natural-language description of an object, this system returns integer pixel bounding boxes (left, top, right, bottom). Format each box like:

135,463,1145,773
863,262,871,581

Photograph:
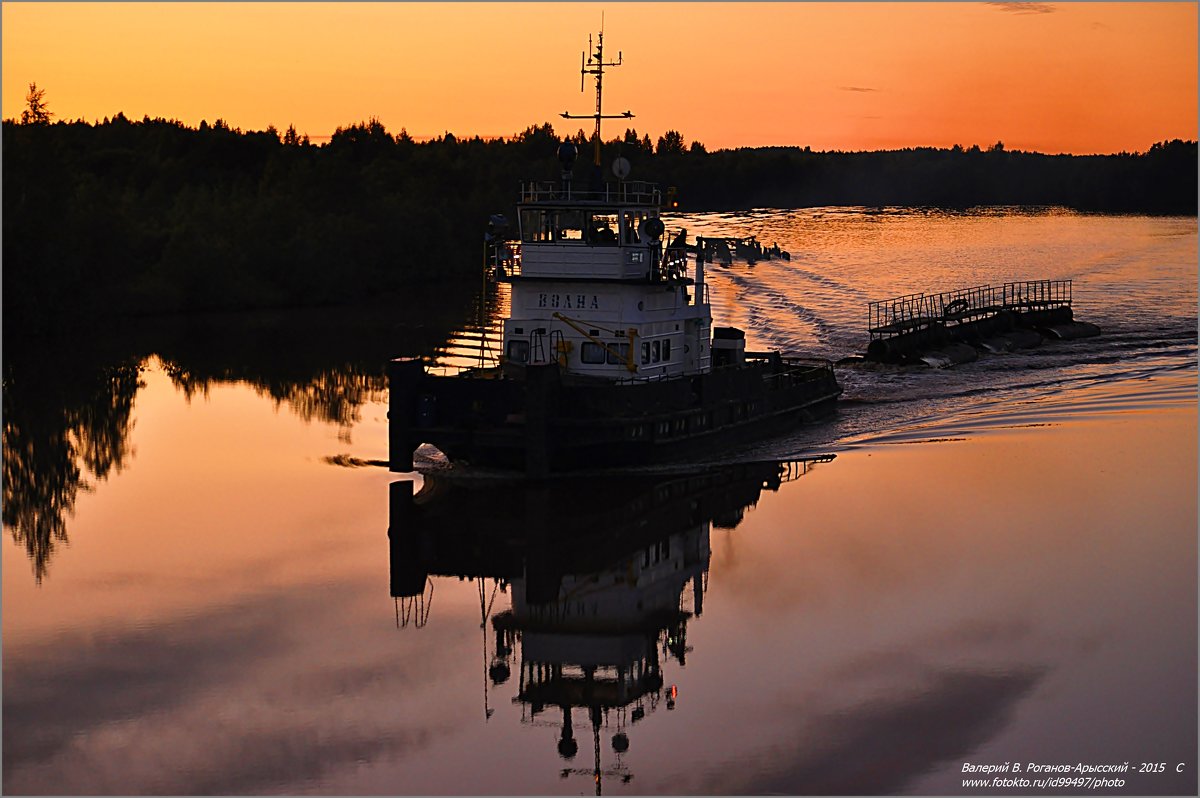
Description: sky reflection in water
3,210,1196,795
4,368,1194,795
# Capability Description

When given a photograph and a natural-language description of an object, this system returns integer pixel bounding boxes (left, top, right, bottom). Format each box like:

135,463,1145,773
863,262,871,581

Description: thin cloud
987,2,1056,14
840,86,879,93
668,665,1047,795
2,596,295,771
2,585,467,795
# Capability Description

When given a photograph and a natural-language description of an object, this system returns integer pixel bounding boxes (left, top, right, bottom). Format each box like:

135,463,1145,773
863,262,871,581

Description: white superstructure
496,180,711,381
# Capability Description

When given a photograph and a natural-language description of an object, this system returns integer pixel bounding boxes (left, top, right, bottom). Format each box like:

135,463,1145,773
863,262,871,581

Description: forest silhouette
4,112,1196,334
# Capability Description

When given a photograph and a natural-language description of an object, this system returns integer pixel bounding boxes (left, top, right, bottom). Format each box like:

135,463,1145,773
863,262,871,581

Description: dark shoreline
4,117,1195,333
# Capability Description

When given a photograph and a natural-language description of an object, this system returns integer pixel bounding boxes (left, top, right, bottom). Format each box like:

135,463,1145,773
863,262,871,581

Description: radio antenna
561,27,633,167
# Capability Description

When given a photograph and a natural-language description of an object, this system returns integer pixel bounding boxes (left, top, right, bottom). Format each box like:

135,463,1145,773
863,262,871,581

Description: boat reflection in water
387,456,833,793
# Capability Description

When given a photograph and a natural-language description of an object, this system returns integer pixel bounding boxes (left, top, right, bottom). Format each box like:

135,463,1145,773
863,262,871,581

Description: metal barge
865,279,1101,366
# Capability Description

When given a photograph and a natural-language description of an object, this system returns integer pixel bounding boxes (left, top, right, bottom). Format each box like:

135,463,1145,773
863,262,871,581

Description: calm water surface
4,209,1196,795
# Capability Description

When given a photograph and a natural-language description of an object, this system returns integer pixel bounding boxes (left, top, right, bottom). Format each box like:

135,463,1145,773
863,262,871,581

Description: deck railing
519,180,662,206
488,239,521,278
658,246,690,281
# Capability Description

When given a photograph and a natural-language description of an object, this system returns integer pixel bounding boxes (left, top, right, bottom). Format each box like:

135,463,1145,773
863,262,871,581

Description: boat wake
429,209,1196,473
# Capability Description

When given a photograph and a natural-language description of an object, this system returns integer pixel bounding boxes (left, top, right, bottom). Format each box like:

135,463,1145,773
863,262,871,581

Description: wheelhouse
509,181,670,283
495,178,709,382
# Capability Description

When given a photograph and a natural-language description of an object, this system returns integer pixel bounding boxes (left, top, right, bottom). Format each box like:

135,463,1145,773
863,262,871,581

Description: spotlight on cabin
640,217,665,242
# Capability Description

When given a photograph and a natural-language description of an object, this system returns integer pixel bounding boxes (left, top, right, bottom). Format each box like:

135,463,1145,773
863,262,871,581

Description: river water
3,208,1196,795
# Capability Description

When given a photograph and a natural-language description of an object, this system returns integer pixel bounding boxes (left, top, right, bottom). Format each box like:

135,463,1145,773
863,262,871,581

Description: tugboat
388,31,841,477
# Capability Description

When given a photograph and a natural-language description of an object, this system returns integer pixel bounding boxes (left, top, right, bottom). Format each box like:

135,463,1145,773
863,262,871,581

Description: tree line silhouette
4,108,1196,333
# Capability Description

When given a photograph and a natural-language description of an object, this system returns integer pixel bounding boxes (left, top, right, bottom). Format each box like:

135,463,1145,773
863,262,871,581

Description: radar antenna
561,27,634,168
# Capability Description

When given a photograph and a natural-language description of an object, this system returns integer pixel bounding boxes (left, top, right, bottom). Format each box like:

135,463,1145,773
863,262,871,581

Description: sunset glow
2,2,1195,154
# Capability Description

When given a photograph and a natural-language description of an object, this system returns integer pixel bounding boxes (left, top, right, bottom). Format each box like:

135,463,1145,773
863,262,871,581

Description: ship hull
389,357,841,476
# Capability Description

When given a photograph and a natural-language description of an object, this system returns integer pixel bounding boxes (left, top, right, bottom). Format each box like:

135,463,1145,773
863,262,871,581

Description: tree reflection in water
2,350,399,580
2,354,144,582
153,294,483,437
164,361,388,437
2,296,476,581
2,348,390,580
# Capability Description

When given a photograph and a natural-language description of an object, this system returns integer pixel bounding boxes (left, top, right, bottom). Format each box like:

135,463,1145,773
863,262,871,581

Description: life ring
944,298,970,317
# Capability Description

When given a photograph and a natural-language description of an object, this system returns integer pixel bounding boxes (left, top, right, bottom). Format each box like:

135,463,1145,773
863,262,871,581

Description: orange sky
2,2,1195,154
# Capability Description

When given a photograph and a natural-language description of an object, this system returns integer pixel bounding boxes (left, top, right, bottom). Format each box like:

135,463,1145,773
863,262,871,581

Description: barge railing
1001,279,1072,310
778,454,836,483
868,279,1072,340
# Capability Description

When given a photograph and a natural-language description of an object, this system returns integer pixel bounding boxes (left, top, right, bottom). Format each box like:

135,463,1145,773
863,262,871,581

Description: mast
562,27,633,168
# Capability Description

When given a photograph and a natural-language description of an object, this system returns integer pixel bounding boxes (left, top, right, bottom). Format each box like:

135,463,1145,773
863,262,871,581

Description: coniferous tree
20,82,52,125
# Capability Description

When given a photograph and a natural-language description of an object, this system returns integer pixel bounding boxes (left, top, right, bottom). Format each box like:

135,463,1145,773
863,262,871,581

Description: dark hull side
387,459,797,599
389,357,842,476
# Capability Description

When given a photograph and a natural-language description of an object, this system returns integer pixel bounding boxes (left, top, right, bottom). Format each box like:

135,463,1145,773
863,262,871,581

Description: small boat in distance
388,31,842,476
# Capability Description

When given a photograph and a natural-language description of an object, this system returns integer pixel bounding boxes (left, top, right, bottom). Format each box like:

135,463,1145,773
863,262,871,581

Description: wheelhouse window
588,213,619,246
521,208,586,243
555,209,586,242
663,338,672,360
581,342,606,364
622,211,647,244
641,342,651,365
520,209,552,242
506,339,529,363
